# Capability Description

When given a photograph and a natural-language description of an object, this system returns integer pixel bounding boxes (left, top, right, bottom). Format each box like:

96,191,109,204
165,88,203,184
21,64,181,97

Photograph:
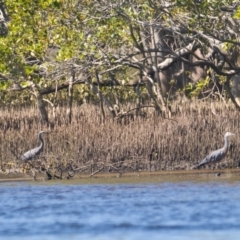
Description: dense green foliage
0,0,240,113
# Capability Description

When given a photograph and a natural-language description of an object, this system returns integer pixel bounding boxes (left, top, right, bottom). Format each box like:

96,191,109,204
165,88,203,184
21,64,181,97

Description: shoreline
1,168,240,184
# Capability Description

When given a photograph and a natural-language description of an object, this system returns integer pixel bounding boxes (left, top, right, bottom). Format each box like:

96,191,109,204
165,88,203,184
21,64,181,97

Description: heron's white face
225,132,235,137
38,130,45,135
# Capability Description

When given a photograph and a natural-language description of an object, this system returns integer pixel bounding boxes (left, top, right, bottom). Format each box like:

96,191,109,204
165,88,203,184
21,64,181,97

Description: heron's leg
22,162,31,174
214,163,218,170
205,164,210,170
212,163,215,170
31,168,37,180
211,163,215,171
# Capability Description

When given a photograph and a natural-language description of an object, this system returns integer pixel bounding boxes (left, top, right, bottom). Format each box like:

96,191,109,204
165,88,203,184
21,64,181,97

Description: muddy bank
0,172,33,182
1,169,240,184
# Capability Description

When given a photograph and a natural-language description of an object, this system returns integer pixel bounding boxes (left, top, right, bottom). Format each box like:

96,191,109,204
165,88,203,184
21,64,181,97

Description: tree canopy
1,0,240,119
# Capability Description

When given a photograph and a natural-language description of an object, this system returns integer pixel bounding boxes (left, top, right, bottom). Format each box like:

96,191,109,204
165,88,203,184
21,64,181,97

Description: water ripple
0,181,240,239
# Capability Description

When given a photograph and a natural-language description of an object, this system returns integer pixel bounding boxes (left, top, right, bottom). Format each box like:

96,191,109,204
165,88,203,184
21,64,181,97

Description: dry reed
0,100,240,179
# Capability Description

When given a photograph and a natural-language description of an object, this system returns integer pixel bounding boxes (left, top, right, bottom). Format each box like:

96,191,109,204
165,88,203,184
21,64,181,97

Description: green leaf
20,81,32,88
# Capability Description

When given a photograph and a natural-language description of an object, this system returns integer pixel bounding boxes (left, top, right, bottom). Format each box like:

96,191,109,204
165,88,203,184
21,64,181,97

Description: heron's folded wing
20,146,42,161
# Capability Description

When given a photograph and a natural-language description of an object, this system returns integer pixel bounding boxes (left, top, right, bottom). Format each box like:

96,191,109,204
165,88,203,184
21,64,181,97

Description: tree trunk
189,49,206,82
0,0,9,37
90,83,116,119
31,82,49,123
66,71,74,124
37,97,49,123
230,75,240,109
95,71,105,122
135,83,141,116
151,27,171,116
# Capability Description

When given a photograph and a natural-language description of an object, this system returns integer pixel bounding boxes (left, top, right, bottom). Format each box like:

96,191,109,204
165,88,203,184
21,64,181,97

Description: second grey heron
197,132,235,169
20,131,46,161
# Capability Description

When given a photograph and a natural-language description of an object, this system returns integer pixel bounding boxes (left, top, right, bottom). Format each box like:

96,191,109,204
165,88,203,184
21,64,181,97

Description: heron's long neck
223,135,229,154
38,133,44,148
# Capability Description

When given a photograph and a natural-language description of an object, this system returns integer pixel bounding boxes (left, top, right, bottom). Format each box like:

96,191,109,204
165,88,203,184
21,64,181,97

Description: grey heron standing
198,132,235,169
20,131,46,161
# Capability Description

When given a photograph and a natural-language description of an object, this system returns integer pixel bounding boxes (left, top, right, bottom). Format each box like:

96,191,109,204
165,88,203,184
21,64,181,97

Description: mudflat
1,169,240,184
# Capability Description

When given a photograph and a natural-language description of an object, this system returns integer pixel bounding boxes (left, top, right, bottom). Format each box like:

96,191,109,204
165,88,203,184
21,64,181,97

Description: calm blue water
0,179,240,240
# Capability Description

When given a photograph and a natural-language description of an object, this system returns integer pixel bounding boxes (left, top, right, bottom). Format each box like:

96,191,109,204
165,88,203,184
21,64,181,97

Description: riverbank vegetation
0,102,239,180
0,1,240,179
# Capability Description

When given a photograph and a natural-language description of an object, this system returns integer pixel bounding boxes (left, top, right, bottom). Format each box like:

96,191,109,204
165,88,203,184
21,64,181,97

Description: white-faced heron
20,131,46,161
198,132,235,169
